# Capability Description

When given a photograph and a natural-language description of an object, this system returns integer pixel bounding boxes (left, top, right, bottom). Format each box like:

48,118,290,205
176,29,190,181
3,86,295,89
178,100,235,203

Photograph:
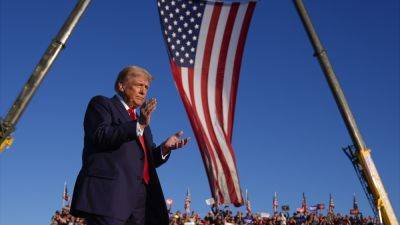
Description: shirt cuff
136,122,144,137
161,145,170,160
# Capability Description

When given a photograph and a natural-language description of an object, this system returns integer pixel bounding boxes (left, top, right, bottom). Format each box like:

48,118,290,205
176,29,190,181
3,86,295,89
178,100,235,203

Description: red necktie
128,108,150,184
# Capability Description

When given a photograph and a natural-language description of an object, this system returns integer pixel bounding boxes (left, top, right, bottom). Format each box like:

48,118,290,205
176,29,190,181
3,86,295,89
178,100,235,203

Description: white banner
205,197,215,206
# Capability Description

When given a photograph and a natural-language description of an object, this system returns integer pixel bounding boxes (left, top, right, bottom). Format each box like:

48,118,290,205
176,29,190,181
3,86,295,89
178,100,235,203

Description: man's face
119,73,150,108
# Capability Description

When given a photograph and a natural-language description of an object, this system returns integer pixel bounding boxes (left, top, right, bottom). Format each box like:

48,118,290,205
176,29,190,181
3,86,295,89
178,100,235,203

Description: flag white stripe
180,67,191,105
222,3,248,135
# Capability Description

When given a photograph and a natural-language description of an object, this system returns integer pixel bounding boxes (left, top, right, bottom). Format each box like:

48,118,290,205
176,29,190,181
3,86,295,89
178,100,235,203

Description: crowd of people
50,206,377,225
167,209,377,225
50,207,86,225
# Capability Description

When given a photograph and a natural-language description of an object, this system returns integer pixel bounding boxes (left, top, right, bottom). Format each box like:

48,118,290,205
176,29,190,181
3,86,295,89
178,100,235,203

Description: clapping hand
163,131,190,155
139,98,157,128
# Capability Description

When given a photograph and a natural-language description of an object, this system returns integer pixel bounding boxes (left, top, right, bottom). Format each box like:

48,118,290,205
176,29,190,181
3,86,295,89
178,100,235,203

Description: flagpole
293,1,398,224
188,188,191,215
62,181,66,209
245,189,248,210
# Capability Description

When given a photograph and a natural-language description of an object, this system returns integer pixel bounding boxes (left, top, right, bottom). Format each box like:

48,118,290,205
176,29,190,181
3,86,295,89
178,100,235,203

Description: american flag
157,0,256,206
273,192,278,213
245,189,251,214
353,194,358,210
63,181,69,201
328,193,334,214
301,192,307,213
296,207,305,213
166,198,174,210
184,188,191,214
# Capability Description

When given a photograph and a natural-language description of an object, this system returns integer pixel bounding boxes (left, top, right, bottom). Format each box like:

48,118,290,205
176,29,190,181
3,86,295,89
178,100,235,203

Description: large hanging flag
157,0,256,206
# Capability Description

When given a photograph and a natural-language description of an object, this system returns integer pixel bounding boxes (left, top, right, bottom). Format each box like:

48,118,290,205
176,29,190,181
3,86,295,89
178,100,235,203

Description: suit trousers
86,182,147,225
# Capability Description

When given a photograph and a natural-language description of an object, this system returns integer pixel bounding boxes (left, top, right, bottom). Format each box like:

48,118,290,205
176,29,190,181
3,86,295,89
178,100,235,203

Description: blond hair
114,65,153,93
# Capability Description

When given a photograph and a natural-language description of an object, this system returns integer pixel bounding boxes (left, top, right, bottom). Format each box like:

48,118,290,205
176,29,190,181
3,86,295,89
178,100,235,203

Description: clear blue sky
1,1,399,224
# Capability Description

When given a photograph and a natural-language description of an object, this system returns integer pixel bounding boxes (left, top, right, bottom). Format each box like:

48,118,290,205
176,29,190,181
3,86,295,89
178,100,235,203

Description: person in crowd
204,211,214,224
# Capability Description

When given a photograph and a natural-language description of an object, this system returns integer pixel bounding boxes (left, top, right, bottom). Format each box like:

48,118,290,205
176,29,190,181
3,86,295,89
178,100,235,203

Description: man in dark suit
71,66,189,225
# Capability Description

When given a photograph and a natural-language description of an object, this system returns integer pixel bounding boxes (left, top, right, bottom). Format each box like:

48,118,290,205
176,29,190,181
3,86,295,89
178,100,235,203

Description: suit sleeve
145,127,170,168
84,96,137,150
152,145,170,168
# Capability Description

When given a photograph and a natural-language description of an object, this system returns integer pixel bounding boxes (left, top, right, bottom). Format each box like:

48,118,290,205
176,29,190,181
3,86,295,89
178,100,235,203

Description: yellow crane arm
294,1,398,224
0,135,13,152
358,148,398,225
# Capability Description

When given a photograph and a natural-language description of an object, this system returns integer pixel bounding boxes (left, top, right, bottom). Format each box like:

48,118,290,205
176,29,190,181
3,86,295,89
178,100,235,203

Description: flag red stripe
227,2,256,141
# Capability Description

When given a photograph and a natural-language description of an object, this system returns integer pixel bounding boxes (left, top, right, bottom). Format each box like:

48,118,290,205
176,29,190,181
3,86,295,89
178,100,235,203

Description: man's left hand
162,131,190,155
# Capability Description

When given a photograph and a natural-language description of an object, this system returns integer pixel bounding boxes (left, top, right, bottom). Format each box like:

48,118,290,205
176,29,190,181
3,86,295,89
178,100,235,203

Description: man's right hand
138,98,157,129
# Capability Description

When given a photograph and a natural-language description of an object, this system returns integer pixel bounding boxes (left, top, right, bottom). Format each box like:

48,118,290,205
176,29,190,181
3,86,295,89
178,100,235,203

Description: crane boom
0,0,91,152
293,1,399,224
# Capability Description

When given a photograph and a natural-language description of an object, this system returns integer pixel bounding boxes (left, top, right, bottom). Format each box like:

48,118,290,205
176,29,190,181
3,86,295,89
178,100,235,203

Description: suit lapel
110,95,131,122
111,95,155,165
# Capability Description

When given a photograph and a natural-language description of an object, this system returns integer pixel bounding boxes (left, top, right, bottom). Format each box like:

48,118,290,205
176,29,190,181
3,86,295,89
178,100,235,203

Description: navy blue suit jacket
71,95,170,225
